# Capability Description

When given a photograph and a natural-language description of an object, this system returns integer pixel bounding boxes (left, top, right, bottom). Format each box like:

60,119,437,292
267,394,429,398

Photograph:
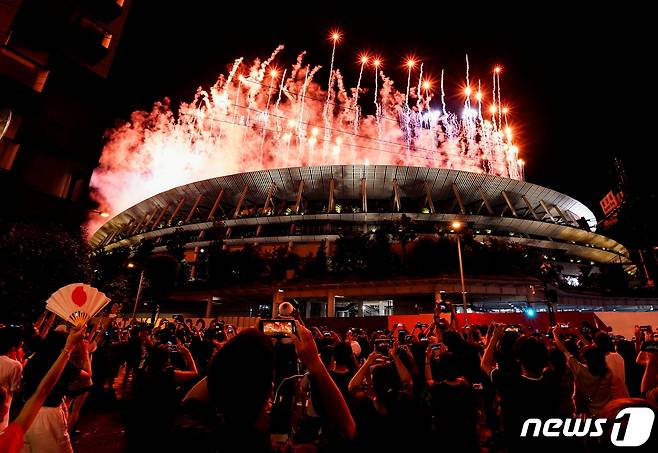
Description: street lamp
452,221,469,323
128,263,146,320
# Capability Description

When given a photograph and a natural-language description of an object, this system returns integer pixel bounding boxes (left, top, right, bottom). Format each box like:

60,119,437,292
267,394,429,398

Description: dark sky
103,3,651,215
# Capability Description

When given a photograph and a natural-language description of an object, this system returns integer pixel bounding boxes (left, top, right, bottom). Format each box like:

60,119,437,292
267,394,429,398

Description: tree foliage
0,220,91,321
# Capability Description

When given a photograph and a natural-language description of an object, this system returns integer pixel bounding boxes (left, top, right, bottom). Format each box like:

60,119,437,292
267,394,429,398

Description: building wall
0,0,132,225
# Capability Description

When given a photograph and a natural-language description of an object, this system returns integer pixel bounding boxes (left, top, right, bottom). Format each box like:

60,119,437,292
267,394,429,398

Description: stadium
89,164,638,322
86,44,649,324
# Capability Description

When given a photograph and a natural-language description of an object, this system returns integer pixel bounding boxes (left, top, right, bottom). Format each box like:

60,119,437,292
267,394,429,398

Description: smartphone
559,323,570,329
505,325,520,333
641,341,658,352
374,338,394,355
430,343,443,358
639,325,653,333
258,319,296,338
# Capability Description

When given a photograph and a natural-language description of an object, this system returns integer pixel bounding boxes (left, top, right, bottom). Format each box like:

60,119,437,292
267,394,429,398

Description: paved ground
73,400,127,453
73,367,129,453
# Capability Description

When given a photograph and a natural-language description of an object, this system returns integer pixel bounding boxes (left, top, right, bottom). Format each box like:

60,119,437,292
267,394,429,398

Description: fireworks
89,34,524,233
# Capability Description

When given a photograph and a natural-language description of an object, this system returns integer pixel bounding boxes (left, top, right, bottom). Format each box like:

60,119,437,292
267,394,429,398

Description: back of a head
371,362,399,405
437,351,462,381
548,346,567,374
582,345,608,377
0,325,22,355
318,342,334,367
564,338,580,358
22,330,67,396
207,328,274,426
594,331,613,353
333,341,353,367
516,336,549,375
495,330,520,366
442,330,466,353
616,339,636,362
146,344,171,372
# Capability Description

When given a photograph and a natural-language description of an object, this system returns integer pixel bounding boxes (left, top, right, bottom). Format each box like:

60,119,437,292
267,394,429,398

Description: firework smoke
89,43,523,234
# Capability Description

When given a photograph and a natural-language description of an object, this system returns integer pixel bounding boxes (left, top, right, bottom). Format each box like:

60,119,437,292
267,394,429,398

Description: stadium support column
327,291,336,317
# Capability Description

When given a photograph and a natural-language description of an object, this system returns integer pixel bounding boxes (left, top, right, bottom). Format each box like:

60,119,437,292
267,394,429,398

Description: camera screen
259,320,296,337
374,339,393,353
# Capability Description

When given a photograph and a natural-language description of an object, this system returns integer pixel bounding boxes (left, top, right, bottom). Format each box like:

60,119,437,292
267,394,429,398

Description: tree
408,238,452,275
594,264,630,294
365,228,397,277
268,246,301,280
90,248,135,312
391,214,417,267
333,232,368,275
0,220,91,321
143,254,179,302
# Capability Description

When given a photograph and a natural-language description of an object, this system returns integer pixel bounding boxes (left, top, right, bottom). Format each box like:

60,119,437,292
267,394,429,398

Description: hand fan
45,283,111,328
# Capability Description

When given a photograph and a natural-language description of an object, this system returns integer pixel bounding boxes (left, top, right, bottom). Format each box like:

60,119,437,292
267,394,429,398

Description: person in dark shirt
329,341,355,403
425,349,479,453
348,347,422,451
128,337,198,450
482,326,562,453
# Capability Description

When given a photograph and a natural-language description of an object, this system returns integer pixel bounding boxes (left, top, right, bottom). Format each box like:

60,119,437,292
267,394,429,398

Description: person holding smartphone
127,333,198,451
424,347,479,452
172,325,355,452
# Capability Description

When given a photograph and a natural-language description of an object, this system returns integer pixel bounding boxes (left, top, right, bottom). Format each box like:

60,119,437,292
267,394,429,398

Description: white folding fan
46,283,111,328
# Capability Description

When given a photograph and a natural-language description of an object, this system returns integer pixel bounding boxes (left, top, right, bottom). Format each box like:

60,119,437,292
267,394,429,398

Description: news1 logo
520,407,655,447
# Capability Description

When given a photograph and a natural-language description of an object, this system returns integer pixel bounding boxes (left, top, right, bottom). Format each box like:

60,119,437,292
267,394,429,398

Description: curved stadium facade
91,165,635,317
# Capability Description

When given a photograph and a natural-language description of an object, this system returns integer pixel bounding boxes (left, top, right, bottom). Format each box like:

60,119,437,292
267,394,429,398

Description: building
90,164,640,318
1,0,132,226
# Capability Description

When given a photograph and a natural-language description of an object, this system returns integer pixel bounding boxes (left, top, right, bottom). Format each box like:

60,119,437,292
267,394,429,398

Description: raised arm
641,351,658,396
390,346,413,389
14,328,84,431
33,309,49,331
39,313,57,339
424,345,436,387
552,326,570,355
348,351,379,393
481,323,505,376
294,324,356,439
173,342,199,382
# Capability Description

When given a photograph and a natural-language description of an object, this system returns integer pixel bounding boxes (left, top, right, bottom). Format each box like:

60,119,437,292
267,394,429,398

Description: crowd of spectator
2,302,658,452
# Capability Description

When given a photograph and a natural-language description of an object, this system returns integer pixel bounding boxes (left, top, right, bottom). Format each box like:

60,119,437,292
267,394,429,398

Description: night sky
102,3,651,216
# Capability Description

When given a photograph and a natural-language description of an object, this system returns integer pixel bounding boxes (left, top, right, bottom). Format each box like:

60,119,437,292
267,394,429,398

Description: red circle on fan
72,286,87,307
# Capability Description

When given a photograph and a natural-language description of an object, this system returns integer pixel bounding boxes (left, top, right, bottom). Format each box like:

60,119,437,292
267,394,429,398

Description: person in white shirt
0,326,24,430
594,331,626,386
